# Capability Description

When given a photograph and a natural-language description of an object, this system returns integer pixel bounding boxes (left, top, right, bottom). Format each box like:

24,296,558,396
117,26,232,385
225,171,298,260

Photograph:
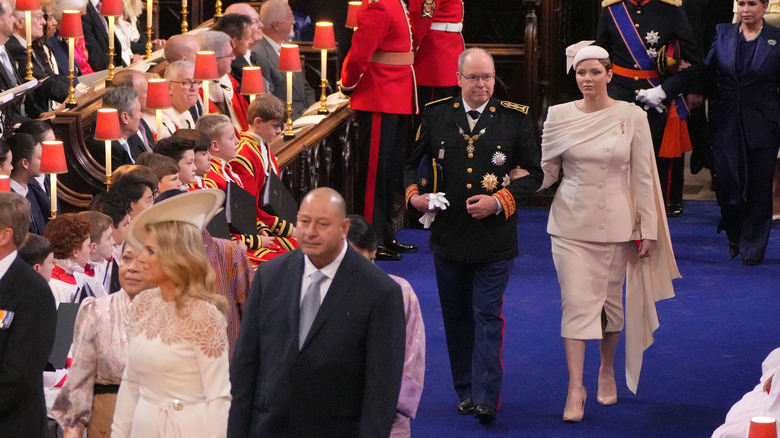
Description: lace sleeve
52,298,98,428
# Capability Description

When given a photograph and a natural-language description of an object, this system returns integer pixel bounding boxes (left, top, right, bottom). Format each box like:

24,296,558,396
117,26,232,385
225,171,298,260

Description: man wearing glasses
160,60,203,138
405,48,542,425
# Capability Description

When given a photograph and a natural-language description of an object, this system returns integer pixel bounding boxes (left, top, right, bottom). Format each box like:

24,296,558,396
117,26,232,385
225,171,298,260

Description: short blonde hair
195,114,233,141
145,221,228,315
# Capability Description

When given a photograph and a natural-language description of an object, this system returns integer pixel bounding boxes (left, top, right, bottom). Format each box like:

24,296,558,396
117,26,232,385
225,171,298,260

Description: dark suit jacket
228,246,406,438
231,52,262,95
46,35,82,78
0,256,57,438
127,118,155,159
81,1,125,72
5,36,70,118
87,134,133,171
10,184,48,235
252,37,316,119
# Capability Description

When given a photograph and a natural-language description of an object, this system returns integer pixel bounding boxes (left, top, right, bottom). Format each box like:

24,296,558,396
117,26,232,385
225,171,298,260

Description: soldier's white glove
419,192,450,229
636,86,667,113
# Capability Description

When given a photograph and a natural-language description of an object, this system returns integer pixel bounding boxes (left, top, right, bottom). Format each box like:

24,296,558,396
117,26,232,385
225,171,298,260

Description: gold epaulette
425,95,453,106
659,0,682,6
500,101,529,114
601,0,622,7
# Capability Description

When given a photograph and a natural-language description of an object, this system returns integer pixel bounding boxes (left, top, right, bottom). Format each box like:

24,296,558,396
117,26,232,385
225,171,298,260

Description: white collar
9,178,28,197
0,250,17,281
462,98,489,115
303,240,348,282
263,33,282,54
12,33,26,47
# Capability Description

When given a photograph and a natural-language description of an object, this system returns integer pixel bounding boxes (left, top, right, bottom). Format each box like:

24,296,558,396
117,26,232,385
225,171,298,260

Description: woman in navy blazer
705,0,780,266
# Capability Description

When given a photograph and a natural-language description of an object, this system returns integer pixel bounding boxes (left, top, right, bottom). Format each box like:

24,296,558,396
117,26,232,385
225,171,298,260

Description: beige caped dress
540,100,680,393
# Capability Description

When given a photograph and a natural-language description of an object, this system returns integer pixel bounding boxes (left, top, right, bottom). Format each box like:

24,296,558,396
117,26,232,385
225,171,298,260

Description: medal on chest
458,125,487,159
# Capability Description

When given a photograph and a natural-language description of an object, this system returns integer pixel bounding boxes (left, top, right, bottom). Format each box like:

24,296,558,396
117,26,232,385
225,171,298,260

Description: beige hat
126,189,225,249
566,41,609,72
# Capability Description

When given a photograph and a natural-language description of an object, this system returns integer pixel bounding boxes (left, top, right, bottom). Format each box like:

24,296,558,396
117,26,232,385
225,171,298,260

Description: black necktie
467,110,481,120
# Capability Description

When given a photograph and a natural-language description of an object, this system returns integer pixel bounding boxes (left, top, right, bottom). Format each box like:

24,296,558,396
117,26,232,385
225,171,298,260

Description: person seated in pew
230,93,297,246
81,0,124,72
153,135,199,188
158,61,201,138
75,210,114,299
18,232,55,282
87,87,145,169
172,128,212,189
255,0,316,120
5,2,69,117
224,3,264,86
44,0,93,77
108,170,156,219
135,151,182,193
44,212,94,305
213,13,255,92
111,69,156,151
14,120,56,202
163,33,199,63
196,31,248,133
197,113,289,263
0,0,27,124
88,190,132,294
8,133,48,235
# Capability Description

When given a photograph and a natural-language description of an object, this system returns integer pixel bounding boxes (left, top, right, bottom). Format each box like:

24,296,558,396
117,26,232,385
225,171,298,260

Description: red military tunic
341,0,416,115
230,132,296,239
409,0,464,87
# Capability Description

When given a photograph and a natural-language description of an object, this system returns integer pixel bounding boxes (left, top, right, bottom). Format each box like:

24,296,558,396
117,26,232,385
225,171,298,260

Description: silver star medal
502,174,511,187
491,151,507,166
645,30,660,45
646,47,657,59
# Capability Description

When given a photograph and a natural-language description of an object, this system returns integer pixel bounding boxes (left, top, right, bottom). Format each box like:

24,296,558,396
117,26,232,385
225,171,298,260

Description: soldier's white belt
430,22,463,33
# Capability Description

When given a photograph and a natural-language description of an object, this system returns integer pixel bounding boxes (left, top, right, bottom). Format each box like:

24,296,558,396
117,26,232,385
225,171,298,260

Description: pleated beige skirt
551,235,632,340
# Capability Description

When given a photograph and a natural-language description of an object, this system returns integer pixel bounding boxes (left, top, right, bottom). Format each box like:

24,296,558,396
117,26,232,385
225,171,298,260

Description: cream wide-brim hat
126,189,225,249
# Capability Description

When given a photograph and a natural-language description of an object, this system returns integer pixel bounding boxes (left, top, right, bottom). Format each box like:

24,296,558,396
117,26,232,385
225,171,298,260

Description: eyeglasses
170,80,202,89
459,73,495,83
216,53,235,60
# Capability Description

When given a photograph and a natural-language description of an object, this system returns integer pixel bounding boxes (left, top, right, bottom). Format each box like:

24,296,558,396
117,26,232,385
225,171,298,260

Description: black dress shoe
385,239,418,253
666,203,683,217
456,397,475,416
474,404,497,425
729,243,740,259
375,246,402,261
742,259,762,266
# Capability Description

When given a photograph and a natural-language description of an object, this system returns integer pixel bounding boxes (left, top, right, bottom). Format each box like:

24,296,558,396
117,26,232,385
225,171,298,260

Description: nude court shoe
597,375,618,406
563,387,586,422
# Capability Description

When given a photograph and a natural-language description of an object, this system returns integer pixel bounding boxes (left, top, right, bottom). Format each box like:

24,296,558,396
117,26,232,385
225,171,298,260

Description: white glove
636,86,667,112
418,192,450,229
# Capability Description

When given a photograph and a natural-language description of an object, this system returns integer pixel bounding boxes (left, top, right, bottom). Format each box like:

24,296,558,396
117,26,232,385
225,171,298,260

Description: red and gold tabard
408,0,464,87
341,0,416,115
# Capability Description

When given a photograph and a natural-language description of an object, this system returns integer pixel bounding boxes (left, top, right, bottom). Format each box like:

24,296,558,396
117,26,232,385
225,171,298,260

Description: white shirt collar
9,178,28,197
12,33,26,47
302,240,348,285
0,250,17,281
462,98,489,115
243,52,253,65
263,33,282,55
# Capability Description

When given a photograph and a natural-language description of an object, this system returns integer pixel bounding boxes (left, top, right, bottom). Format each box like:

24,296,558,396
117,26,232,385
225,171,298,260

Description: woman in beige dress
539,45,679,422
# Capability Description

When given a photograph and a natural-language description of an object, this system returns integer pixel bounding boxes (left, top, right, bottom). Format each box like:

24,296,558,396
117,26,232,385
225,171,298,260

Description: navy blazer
0,257,57,438
705,22,780,152
228,246,406,438
81,1,125,72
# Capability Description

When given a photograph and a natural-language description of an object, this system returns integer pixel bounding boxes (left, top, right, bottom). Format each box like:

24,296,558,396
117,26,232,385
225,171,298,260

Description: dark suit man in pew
88,87,143,170
82,0,124,72
225,3,264,86
0,0,27,124
5,4,68,117
111,69,155,152
8,133,48,235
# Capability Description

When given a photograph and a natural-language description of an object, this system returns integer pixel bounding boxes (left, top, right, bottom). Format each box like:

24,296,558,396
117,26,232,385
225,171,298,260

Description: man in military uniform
405,48,542,425
596,0,702,216
340,0,417,261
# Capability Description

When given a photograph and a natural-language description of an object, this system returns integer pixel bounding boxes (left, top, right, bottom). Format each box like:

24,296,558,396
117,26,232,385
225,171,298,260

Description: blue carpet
377,200,780,437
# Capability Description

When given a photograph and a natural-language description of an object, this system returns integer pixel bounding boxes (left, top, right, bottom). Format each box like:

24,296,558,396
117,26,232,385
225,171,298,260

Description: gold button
467,168,473,173
634,76,639,81
466,183,472,189
635,89,640,94
637,9,642,14
441,141,445,144
497,145,501,149
634,23,640,28
468,153,473,158
633,64,639,68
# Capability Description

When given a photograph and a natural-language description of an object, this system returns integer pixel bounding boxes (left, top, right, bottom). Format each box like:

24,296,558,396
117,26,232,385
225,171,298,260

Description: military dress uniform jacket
341,0,416,115
405,96,543,263
408,0,464,87
596,0,702,104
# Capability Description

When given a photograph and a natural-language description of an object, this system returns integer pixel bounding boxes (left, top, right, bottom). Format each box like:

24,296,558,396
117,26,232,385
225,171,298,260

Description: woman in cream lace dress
112,191,231,438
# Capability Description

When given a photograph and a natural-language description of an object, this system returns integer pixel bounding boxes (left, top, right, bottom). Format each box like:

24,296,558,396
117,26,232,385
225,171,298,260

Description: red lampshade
59,10,83,38
15,0,40,11
146,79,171,109
40,141,67,174
278,44,301,72
94,108,122,140
0,176,9,192
313,22,336,50
346,2,361,28
99,0,123,17
749,417,778,438
241,66,264,95
194,51,219,80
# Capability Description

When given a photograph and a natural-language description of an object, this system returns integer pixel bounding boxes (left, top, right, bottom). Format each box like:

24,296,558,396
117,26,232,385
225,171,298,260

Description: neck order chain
458,125,487,158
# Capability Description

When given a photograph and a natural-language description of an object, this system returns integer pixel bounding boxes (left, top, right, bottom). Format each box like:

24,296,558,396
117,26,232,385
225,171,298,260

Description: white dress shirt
300,240,348,305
